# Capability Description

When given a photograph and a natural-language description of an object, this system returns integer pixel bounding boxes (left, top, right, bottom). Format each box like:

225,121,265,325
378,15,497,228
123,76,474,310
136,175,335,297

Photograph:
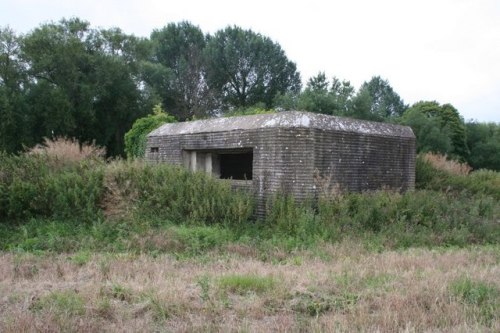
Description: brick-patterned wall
146,117,415,218
313,129,415,193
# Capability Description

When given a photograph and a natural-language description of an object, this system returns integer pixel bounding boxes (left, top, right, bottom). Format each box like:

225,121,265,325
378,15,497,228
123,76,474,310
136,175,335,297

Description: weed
218,274,277,295
70,251,91,266
290,291,359,317
450,277,499,325
100,283,134,302
145,293,170,322
31,290,85,317
197,274,211,303
95,297,114,319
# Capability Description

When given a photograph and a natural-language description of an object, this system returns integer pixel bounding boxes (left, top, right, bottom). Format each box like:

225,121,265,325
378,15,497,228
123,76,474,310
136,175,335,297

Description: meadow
0,141,498,332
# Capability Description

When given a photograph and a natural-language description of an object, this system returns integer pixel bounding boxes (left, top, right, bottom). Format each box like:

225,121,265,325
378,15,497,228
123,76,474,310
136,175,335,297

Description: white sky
1,0,499,122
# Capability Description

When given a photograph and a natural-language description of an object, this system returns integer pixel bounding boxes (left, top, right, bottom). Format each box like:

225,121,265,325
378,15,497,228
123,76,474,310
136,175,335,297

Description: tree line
1,18,498,170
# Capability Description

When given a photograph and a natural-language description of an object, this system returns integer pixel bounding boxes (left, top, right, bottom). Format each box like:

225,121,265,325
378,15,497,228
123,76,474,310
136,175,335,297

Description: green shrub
0,153,105,223
105,160,254,226
416,155,500,200
124,104,176,159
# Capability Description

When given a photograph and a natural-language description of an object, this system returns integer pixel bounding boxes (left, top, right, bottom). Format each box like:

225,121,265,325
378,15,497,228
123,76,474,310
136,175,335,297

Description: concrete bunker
146,111,416,217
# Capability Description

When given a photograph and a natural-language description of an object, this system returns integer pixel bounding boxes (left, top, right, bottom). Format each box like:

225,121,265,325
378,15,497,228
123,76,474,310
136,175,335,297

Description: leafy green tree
405,101,468,160
401,107,453,154
204,26,301,110
124,104,176,159
0,27,30,152
359,76,407,118
149,22,212,120
465,122,500,171
21,18,151,156
349,87,375,120
297,72,337,114
276,72,354,116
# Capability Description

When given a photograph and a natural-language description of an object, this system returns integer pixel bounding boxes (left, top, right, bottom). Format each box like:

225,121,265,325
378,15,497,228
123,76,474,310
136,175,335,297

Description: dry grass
422,153,472,175
28,137,106,167
0,243,499,332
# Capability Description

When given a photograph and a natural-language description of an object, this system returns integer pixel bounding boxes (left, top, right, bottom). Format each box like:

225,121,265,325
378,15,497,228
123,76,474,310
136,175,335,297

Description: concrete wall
146,124,415,218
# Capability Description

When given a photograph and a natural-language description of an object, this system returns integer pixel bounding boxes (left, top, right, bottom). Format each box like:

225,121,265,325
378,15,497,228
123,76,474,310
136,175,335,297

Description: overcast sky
1,0,499,122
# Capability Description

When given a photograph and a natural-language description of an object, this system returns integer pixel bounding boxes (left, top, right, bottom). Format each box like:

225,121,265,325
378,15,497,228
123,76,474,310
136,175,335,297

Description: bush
0,152,105,223
416,154,500,200
104,160,254,226
124,104,175,159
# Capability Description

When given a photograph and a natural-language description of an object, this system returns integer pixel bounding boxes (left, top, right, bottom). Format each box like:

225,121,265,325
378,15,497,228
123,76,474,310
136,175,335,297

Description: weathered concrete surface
146,111,416,217
149,111,414,138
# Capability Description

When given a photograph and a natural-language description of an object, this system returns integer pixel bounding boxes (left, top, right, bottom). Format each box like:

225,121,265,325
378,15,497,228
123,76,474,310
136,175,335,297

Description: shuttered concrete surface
146,111,415,218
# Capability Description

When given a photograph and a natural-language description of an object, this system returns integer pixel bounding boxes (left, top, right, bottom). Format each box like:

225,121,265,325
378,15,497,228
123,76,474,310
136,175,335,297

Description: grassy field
1,242,499,332
1,147,499,332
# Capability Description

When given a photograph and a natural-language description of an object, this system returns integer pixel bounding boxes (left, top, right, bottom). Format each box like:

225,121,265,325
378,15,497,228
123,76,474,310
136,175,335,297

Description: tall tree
359,76,407,118
149,22,211,120
401,106,453,154
293,72,354,115
465,122,500,171
401,101,468,160
204,26,301,110
0,27,29,152
22,18,150,155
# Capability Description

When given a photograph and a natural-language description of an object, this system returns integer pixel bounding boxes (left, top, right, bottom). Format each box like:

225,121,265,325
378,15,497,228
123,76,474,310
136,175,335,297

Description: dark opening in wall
219,151,253,180
150,147,159,153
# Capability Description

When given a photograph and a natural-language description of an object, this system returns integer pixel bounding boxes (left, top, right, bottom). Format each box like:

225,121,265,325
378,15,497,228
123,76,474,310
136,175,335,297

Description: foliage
1,150,499,253
402,101,468,160
204,26,301,110
465,121,500,171
274,72,355,116
415,154,500,200
123,104,175,159
357,76,408,118
19,18,150,156
28,137,106,167
0,26,30,153
105,159,254,226
31,290,85,317
400,106,453,154
421,152,471,175
0,151,105,223
450,277,499,326
218,274,277,295
149,22,212,120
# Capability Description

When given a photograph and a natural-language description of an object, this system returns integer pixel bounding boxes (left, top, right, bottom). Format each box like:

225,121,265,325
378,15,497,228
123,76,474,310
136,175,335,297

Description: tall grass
104,160,254,226
416,154,500,200
1,149,498,253
0,152,105,223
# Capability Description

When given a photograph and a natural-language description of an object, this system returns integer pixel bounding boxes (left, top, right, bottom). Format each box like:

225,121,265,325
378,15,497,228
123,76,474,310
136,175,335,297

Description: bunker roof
148,111,414,138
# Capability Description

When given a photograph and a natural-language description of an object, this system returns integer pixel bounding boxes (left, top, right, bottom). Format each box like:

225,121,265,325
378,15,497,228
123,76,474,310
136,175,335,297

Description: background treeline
1,18,499,169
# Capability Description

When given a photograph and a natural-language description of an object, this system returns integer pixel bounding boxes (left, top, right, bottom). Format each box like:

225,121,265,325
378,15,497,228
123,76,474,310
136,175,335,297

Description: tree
405,101,468,160
295,72,354,115
21,18,151,156
400,101,468,160
401,106,453,154
204,26,301,110
124,104,175,159
0,26,29,152
465,122,500,171
149,22,212,120
349,87,375,120
275,72,354,116
359,76,407,118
